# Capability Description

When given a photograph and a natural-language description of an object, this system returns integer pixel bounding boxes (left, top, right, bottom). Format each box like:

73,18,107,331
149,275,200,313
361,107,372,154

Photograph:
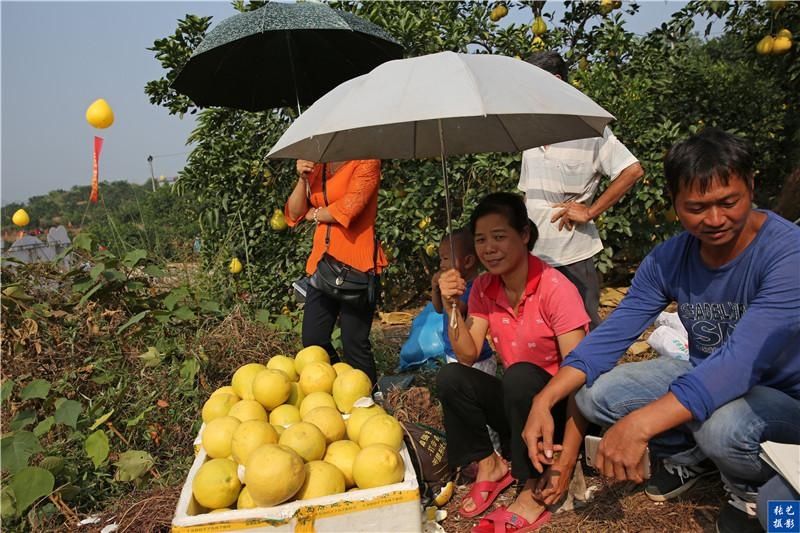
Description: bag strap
320,163,379,274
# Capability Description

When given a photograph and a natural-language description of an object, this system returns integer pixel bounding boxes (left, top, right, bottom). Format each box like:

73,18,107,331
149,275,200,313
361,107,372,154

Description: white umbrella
268,51,615,325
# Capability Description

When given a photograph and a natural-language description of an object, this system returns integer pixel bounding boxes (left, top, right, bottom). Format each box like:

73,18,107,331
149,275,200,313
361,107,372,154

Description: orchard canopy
146,0,798,312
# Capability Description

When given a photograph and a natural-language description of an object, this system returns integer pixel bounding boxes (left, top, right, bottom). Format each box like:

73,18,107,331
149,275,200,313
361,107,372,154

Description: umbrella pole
285,32,302,116
438,119,458,332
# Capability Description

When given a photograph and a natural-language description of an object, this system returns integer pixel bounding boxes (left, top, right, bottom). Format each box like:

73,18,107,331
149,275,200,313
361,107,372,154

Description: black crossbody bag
309,164,379,308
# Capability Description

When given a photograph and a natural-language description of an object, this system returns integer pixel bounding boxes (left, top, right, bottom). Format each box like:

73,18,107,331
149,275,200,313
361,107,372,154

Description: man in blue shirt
522,128,800,533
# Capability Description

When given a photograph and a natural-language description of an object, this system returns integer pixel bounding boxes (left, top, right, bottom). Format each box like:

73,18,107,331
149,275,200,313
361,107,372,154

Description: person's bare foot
506,480,547,525
460,453,510,514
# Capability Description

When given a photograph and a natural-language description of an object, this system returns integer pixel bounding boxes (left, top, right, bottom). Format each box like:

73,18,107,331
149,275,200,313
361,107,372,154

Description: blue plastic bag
398,303,446,371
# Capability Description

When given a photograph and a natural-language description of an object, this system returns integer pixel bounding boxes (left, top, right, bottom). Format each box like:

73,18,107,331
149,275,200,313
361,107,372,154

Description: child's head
438,227,478,277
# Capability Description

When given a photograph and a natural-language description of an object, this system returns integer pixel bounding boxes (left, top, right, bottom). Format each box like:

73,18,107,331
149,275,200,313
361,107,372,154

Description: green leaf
10,409,37,431
163,288,188,311
38,456,65,476
9,467,54,516
78,283,103,306
89,262,105,281
117,311,149,334
20,379,51,401
171,306,196,321
54,399,82,429
33,416,54,438
1,379,15,403
199,300,221,313
113,450,155,482
138,347,163,368
89,409,114,431
125,406,153,428
125,280,146,291
1,487,16,519
180,358,199,385
84,430,109,469
122,249,147,269
72,232,93,252
1,431,43,474
143,265,166,277
254,309,271,324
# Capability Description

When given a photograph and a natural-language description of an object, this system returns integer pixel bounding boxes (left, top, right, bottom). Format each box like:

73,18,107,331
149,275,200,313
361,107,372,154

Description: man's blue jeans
575,357,800,497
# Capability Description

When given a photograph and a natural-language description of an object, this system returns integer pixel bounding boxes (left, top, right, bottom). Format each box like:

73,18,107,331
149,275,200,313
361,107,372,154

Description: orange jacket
285,160,387,275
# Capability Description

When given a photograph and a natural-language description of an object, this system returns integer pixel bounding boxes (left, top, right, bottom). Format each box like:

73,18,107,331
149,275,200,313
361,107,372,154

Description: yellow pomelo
231,363,266,400
323,440,361,488
231,420,278,465
209,508,231,514
346,404,386,442
332,369,372,414
201,393,239,423
294,346,330,374
267,355,298,381
12,209,30,227
237,486,257,509
202,416,241,459
244,444,305,507
211,386,240,400
279,421,327,462
299,361,337,395
352,444,405,489
296,460,346,500
302,406,346,444
358,414,404,451
332,362,354,376
227,400,268,423
287,382,305,408
300,392,337,418
252,369,291,410
229,258,243,274
272,424,285,436
270,404,301,426
192,458,241,509
85,98,114,129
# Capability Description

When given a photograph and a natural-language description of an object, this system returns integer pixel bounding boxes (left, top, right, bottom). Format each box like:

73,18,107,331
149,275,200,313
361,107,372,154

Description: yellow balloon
86,98,114,129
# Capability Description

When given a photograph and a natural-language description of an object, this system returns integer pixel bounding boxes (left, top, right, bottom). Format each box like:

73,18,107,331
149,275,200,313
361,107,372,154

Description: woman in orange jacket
285,159,387,384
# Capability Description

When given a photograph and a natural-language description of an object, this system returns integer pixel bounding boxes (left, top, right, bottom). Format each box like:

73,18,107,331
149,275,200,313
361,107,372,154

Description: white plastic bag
647,325,689,360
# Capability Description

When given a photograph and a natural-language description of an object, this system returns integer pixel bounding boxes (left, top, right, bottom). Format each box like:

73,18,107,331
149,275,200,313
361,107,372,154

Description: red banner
89,136,104,203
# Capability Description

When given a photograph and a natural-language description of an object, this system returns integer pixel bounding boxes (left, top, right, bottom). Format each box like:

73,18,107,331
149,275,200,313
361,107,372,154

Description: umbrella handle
449,301,458,330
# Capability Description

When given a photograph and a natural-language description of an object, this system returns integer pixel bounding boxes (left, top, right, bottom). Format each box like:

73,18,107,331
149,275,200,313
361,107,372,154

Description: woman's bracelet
312,207,321,224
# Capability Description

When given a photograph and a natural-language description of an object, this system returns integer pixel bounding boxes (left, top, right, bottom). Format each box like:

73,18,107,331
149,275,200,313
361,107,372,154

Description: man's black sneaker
644,459,717,501
715,494,762,533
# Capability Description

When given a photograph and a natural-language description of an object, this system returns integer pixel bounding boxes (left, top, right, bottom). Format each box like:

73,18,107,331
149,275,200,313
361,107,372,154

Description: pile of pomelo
191,346,407,514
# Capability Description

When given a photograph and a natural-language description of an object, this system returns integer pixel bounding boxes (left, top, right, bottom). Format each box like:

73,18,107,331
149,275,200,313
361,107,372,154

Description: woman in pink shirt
438,193,589,533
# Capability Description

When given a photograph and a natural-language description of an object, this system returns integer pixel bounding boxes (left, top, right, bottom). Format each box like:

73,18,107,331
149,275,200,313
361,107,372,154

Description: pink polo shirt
468,255,590,375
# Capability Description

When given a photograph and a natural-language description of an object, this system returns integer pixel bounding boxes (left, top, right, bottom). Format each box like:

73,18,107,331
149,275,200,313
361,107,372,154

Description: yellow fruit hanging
772,35,793,55
229,258,243,274
85,98,114,129
12,209,30,227
756,35,775,55
532,16,547,36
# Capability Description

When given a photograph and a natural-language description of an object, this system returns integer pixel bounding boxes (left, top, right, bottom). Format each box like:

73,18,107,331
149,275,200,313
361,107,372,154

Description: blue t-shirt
563,211,800,422
443,279,494,362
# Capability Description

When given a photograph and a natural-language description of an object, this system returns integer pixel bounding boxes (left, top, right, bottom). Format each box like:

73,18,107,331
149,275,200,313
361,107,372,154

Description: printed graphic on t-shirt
679,302,748,354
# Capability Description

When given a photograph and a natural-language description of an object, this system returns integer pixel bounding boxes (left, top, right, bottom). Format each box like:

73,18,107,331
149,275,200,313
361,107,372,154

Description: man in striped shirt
519,52,644,329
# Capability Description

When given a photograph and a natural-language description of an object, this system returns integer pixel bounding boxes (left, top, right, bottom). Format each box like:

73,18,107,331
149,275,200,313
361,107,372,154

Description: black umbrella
171,2,404,112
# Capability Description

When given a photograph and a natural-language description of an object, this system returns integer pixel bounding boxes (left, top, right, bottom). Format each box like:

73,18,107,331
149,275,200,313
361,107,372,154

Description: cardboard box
172,441,421,532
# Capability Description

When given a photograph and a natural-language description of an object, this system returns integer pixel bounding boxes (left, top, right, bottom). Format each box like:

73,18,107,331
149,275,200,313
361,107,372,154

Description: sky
1,1,716,206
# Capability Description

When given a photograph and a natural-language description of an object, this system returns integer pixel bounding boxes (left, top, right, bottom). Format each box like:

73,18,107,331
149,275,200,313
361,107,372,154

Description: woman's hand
534,455,576,505
437,269,466,308
296,160,315,179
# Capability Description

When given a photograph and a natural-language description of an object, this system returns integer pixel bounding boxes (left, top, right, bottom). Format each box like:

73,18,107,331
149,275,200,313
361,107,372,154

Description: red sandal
470,506,552,533
458,470,514,518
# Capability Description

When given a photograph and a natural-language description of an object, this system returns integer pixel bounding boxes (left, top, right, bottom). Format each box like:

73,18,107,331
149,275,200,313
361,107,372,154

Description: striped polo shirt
517,127,639,267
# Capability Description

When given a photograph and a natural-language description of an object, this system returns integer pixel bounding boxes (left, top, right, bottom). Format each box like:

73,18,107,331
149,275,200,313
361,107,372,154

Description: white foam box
173,436,421,532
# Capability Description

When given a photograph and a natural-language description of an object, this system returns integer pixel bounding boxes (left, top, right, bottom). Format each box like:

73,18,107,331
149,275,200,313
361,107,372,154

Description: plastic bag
399,303,446,371
647,312,689,361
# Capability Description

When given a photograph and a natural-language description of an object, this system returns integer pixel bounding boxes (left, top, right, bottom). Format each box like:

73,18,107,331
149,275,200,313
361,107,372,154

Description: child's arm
431,271,444,314
439,269,488,366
